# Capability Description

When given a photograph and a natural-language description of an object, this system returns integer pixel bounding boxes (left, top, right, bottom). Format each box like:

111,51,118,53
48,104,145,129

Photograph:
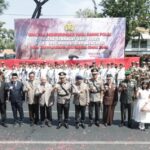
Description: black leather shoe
95,122,100,127
40,122,45,128
46,122,52,127
64,123,69,129
119,123,125,127
108,123,112,126
30,122,34,127
2,123,8,128
104,123,108,127
88,122,93,127
56,123,62,129
19,122,24,127
13,122,18,127
128,124,132,129
35,120,40,125
81,123,86,129
75,124,79,129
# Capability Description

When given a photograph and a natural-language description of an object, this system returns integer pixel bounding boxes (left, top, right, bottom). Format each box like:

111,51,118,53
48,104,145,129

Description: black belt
58,94,68,97
90,91,99,94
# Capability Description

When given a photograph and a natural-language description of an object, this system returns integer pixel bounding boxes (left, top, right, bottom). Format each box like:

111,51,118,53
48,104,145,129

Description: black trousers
120,103,133,126
11,102,24,122
57,102,70,123
40,105,52,122
0,102,7,123
28,104,39,123
89,101,101,123
75,105,86,124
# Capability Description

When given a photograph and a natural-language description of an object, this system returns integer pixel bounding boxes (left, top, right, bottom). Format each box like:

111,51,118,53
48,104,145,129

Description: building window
132,40,147,48
132,40,139,48
140,40,147,48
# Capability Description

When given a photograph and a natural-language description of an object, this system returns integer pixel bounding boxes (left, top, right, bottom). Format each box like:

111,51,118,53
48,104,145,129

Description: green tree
0,22,15,49
99,0,150,46
76,8,96,18
0,1,14,50
0,0,8,15
76,0,100,17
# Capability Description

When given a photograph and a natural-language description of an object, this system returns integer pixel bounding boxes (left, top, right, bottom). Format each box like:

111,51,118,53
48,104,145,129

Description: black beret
76,75,83,80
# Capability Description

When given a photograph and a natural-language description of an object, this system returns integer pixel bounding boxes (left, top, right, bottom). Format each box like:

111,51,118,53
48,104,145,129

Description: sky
0,0,101,29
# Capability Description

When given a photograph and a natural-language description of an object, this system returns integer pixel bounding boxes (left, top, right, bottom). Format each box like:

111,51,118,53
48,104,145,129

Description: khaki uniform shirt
36,82,53,107
23,80,39,104
88,78,104,102
73,82,89,106
55,81,72,104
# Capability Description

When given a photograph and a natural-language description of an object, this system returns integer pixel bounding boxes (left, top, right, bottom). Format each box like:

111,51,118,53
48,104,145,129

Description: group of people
0,61,149,131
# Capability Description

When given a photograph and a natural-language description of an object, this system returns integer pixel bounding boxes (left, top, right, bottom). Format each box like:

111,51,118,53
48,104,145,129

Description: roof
134,27,150,39
136,27,150,34
132,33,150,40
2,49,15,55
141,33,150,39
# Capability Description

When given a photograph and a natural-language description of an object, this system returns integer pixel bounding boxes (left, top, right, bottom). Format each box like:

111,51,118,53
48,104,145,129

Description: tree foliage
0,0,8,15
76,0,100,18
0,22,15,49
76,8,96,18
0,0,14,50
99,0,150,46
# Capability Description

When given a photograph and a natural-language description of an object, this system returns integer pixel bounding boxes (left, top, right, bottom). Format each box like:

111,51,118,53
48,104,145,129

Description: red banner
0,57,139,69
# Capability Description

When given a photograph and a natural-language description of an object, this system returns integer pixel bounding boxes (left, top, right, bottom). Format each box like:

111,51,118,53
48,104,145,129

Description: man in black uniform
0,71,7,127
119,70,137,128
6,73,24,127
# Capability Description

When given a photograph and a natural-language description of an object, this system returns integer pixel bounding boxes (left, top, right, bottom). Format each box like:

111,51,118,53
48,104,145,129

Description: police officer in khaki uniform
54,72,72,129
119,70,137,128
88,68,104,127
72,75,89,129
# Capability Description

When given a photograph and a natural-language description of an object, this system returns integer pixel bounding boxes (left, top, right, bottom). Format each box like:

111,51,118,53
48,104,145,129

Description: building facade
125,34,150,56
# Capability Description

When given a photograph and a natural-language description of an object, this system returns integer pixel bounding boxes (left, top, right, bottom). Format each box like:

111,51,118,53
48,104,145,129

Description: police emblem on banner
64,22,75,32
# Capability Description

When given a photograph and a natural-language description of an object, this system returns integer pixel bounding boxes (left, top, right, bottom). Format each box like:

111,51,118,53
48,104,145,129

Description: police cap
91,68,98,74
58,72,66,78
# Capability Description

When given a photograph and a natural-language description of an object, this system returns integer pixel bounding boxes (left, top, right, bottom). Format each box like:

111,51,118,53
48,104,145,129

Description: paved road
0,102,150,150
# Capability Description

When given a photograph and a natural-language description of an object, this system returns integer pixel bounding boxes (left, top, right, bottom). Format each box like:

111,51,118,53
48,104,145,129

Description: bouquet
141,102,150,112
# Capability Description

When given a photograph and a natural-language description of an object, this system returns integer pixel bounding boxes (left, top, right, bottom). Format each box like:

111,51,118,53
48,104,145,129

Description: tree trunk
92,0,97,16
32,0,49,18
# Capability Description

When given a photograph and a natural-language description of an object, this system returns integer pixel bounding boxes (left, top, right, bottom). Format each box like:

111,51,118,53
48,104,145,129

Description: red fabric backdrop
0,57,140,69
